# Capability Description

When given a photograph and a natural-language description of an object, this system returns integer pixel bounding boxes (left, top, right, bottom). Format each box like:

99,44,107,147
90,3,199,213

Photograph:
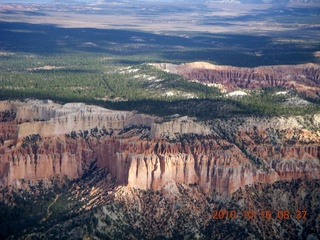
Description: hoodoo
1,100,319,196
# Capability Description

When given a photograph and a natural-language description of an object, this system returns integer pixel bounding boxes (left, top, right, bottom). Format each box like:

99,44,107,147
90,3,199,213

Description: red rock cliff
0,100,319,195
152,62,320,98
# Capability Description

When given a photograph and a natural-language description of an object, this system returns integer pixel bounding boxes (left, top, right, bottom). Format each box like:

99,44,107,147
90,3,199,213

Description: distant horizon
0,0,51,2
1,0,320,4
0,0,186,5
0,0,178,3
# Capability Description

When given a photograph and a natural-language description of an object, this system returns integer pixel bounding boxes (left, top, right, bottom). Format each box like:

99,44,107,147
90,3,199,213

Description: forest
0,22,320,119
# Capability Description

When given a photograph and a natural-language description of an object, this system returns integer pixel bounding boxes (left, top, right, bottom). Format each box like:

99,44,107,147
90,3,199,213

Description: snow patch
284,97,312,106
275,91,289,95
162,91,197,99
226,91,248,97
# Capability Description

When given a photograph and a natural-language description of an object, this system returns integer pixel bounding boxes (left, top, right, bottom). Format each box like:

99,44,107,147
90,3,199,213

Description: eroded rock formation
151,62,320,98
0,100,319,196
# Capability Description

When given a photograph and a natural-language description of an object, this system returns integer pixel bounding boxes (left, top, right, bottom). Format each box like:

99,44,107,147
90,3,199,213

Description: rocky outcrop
150,116,212,138
0,100,213,188
0,100,320,196
151,62,320,98
14,100,138,139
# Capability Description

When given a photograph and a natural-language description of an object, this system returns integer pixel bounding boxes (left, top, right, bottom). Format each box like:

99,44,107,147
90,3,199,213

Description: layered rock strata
0,100,319,195
151,62,320,98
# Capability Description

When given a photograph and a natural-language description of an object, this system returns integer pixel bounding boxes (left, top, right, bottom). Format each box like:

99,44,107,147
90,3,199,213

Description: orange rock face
0,100,319,196
152,62,320,98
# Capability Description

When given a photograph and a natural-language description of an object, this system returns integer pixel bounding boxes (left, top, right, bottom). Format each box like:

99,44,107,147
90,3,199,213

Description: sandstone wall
152,62,320,98
0,100,320,196
16,101,138,139
150,117,212,138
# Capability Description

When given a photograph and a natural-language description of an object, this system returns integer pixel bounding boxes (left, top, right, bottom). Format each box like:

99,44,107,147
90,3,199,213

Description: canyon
1,100,319,196
151,62,320,98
